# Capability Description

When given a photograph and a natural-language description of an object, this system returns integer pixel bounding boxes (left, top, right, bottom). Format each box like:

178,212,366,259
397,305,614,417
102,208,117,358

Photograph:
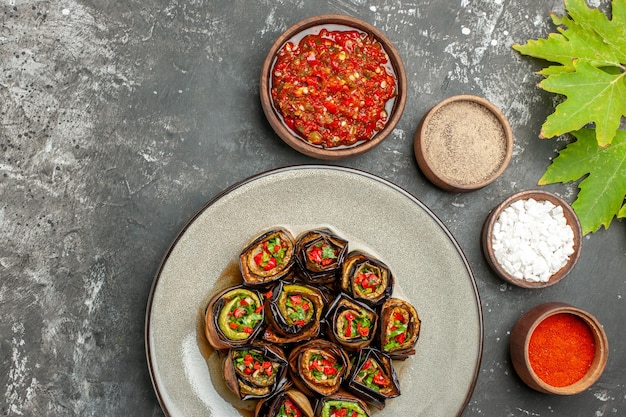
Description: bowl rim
510,302,609,395
413,94,513,192
259,14,407,160
481,189,582,288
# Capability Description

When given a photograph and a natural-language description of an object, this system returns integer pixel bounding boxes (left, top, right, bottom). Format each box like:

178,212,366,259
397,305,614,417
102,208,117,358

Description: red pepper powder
528,313,595,387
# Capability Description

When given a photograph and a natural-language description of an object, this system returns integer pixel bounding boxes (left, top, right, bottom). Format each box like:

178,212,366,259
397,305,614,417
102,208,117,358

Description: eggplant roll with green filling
288,339,350,397
325,293,378,350
379,297,421,360
240,228,296,287
254,388,315,417
223,343,288,400
204,285,265,351
347,348,400,410
315,390,371,417
295,229,348,284
340,251,393,306
263,282,325,344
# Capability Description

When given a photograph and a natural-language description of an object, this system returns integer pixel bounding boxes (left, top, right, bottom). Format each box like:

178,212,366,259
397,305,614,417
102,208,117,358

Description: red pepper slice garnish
263,257,277,271
331,409,347,417
394,312,406,323
308,246,323,263
323,366,338,376
284,400,301,417
232,307,246,319
357,322,369,337
373,371,390,387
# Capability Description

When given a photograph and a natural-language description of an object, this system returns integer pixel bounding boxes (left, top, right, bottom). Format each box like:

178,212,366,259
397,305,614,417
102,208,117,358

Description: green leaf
539,60,626,146
565,0,626,62
539,129,626,234
512,12,621,74
512,0,626,147
514,0,626,234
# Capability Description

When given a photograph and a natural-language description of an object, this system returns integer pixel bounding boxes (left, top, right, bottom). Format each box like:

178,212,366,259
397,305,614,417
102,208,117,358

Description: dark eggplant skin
340,251,394,306
240,228,296,287
254,387,315,417
294,229,348,285
204,285,265,352
223,343,289,401
262,281,325,344
378,297,421,360
347,348,400,410
314,390,371,417
324,293,378,351
288,339,351,398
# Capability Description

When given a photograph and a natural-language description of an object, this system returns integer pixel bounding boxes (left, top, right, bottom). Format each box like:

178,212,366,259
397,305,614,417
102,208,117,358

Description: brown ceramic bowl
481,190,582,289
414,95,513,192
260,14,407,160
510,302,609,395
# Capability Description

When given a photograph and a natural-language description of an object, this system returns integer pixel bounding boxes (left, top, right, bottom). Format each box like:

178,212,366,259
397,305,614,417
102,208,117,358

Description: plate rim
144,164,484,417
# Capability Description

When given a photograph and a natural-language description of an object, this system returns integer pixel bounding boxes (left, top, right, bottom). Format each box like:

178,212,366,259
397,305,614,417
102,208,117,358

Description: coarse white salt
491,198,575,282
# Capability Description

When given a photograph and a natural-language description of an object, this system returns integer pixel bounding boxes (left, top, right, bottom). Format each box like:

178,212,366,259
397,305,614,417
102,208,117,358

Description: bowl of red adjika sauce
260,14,407,160
510,302,608,395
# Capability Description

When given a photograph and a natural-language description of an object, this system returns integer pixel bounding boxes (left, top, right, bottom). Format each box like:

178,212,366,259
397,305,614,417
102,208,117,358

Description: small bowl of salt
481,190,582,288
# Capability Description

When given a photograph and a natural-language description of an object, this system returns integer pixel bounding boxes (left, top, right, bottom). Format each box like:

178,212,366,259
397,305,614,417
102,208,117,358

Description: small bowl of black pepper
414,95,513,192
481,190,582,288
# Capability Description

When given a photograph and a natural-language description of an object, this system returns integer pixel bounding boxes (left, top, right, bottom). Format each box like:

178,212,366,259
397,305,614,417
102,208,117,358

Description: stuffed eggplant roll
295,229,348,285
240,228,296,287
223,343,288,400
263,282,325,344
254,388,315,417
348,348,400,409
288,339,350,397
379,297,421,360
325,294,378,350
204,285,264,351
315,390,371,417
340,251,393,306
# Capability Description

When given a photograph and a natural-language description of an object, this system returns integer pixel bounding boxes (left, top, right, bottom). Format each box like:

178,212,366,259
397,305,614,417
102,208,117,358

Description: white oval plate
146,165,483,417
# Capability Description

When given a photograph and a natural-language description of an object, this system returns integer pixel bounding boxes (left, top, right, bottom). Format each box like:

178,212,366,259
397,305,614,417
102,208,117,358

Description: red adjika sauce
271,27,397,148
528,313,595,387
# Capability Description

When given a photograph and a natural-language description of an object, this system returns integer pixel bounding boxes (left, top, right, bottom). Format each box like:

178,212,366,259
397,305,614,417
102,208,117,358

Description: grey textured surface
1,1,624,416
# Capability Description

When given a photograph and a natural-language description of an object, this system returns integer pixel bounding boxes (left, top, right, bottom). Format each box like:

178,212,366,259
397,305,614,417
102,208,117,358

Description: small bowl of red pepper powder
510,302,609,395
260,14,407,160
